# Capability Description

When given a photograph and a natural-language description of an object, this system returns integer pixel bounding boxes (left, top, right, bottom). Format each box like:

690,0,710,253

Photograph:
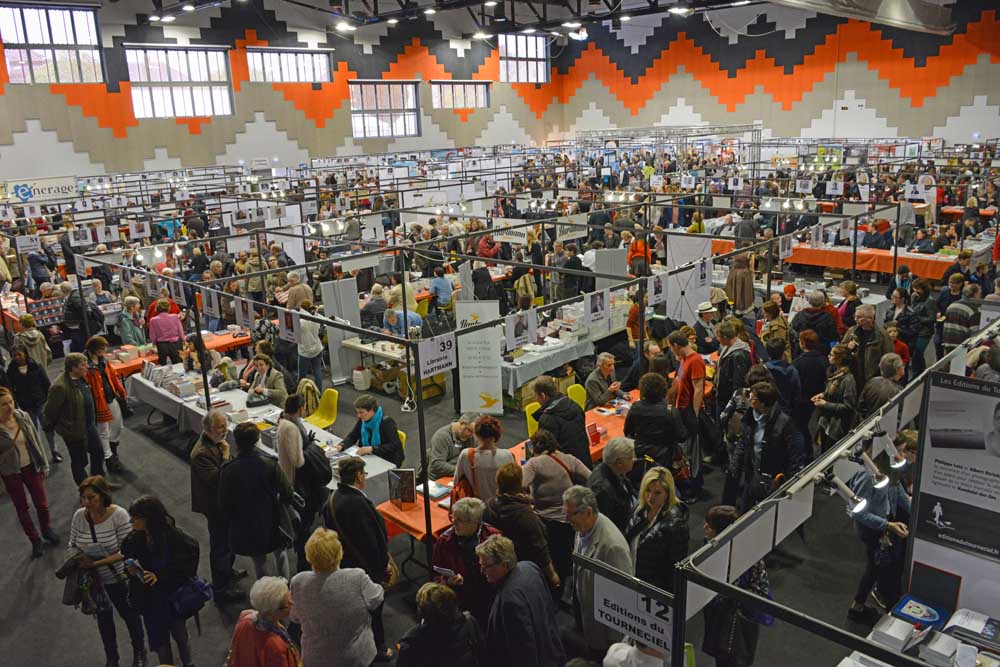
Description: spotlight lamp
473,31,489,39
828,474,868,514
387,18,399,24
861,452,889,490
781,198,790,209
668,6,692,16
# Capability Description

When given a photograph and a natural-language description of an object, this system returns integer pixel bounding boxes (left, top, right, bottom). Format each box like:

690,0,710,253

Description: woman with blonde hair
624,466,689,593
290,527,384,667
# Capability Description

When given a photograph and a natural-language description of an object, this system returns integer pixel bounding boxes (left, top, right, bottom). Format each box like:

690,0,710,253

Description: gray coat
573,513,634,651
858,376,902,420
0,409,49,476
289,568,384,667
426,423,472,480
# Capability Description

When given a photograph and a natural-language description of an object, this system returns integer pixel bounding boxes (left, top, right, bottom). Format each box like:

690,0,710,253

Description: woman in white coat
297,300,325,390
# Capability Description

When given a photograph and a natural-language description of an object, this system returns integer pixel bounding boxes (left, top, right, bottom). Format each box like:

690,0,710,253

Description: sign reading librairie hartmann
4,176,78,204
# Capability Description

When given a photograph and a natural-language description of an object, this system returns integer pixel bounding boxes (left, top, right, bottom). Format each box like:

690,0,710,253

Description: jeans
154,618,193,667
854,528,904,608
65,435,105,485
1,465,50,543
205,512,234,590
298,354,324,391
97,582,145,664
251,550,290,581
911,335,931,377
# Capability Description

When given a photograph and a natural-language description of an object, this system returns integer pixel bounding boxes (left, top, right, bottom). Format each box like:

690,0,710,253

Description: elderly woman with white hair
283,270,313,311
432,497,501,627
226,577,300,667
290,528,384,667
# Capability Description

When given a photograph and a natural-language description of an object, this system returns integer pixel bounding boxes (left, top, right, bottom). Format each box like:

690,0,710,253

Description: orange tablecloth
378,494,453,542
941,206,996,219
109,331,252,377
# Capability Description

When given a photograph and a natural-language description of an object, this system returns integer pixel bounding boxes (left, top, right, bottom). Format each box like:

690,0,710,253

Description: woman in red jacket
431,497,500,628
84,336,129,473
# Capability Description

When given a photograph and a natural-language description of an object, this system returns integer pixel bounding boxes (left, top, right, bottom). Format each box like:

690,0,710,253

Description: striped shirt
69,506,132,584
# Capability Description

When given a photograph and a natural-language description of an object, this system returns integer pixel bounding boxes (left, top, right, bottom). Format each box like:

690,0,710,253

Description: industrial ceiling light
860,452,889,490
335,20,357,31
562,20,581,27
473,31,489,38
387,18,398,24
620,15,631,21
731,0,750,5
182,3,195,11
829,474,868,514
161,15,176,22
668,6,692,15
484,0,498,6
522,27,536,33
424,7,436,14
149,14,161,21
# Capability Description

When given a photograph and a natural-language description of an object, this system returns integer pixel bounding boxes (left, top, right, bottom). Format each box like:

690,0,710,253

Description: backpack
298,440,333,513
296,378,320,416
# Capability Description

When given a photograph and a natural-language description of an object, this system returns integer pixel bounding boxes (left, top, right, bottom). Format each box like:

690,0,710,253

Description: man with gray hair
790,289,838,349
425,414,477,480
190,410,244,601
585,352,625,410
477,534,566,667
563,485,633,656
858,352,905,419
942,283,982,353
843,303,894,388
586,437,636,534
284,269,312,311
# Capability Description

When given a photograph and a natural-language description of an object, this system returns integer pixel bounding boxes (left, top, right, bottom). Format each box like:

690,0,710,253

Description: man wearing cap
693,301,720,354
885,264,915,300
941,249,973,284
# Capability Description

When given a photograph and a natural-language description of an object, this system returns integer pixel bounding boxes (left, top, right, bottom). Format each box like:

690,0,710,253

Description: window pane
147,50,168,81
50,10,73,45
392,113,405,136
280,53,295,81
476,84,486,108
73,11,97,45
467,84,478,106
516,35,526,59
453,84,465,108
131,87,148,118
167,50,189,82
315,54,329,81
79,50,102,82
403,84,415,108
55,49,79,83
351,114,365,138
441,84,453,109
151,87,174,118
247,52,260,81
30,49,55,83
126,50,145,81
526,35,536,59
377,113,392,137
362,85,376,110
390,84,403,109
208,51,226,81
363,113,377,137
298,54,311,82
190,51,209,81
349,84,362,110
376,84,390,109
404,113,417,136
499,34,507,57
0,7,24,44
211,86,230,115
499,61,508,83
23,9,50,44
5,48,30,83
518,60,527,83
431,84,440,109
172,86,192,116
264,53,280,81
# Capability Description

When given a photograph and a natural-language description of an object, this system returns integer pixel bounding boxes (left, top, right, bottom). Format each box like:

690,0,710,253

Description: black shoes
107,455,124,473
51,451,64,463
42,528,60,546
31,540,44,559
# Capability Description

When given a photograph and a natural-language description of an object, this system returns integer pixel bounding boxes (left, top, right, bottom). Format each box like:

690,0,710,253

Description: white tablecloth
500,338,595,395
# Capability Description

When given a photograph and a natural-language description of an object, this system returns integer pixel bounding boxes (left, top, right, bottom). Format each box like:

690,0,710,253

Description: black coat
342,415,404,467
484,493,551,574
121,525,200,612
620,355,649,393
625,502,690,593
714,345,752,415
484,562,566,667
587,462,635,535
694,320,719,354
6,358,50,412
324,483,389,582
532,395,591,468
218,450,294,556
562,255,583,293
623,399,687,468
397,612,483,667
790,307,838,351
731,404,805,508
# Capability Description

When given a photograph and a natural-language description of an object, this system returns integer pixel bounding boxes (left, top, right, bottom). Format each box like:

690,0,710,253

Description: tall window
125,47,232,118
498,34,548,84
247,49,331,83
0,5,103,83
431,81,489,110
348,81,419,139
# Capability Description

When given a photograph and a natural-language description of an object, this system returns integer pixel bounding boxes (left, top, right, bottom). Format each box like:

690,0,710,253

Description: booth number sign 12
418,333,457,376
593,574,672,655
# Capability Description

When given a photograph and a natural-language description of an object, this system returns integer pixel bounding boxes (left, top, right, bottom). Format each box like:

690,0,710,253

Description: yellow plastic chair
531,296,544,308
398,430,407,449
524,401,540,437
415,298,430,318
305,388,339,429
567,383,586,410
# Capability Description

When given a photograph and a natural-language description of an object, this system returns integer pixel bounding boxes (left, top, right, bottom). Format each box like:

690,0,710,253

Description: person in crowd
693,301,720,354
560,243,583,301
724,254,755,316
121,496,199,667
791,290,839,351
701,505,771,667
397,583,483,667
118,296,148,347
858,353,905,420
14,313,52,370
0,386,56,558
290,527,384,667
564,485,633,657
323,456,393,661
729,382,805,511
477,534,566,667
810,344,858,453
941,248,973,284
621,340,660,392
667,330,706,497
426,414,476,480
383,308,423,338
68,476,146,667
148,298,185,366
942,283,982,353
884,264,914,300
908,278,937,376
843,304,894,389
625,467,689,593
936,273,966,356
885,288,916,345
531,375,592,468
837,281,861,329
284,270,313,311
454,415,515,503
189,410,243,603
714,320,752,433
975,345,1000,383
45,353,106,485
884,321,911,379
145,287,181,328
296,301,325,390
61,281,91,353
219,422,294,581
361,283,388,328
985,277,1000,303
239,354,289,409
793,329,829,437
339,394,405,466
92,279,114,306
277,394,306,486
387,271,419,313
847,436,915,620
623,373,688,486
226,577,300,667
484,463,558,588
588,437,637,535
585,352,626,409
759,301,791,362
763,338,800,414
6,343,56,461
428,266,454,313
84,336,128,474
432,497,500,627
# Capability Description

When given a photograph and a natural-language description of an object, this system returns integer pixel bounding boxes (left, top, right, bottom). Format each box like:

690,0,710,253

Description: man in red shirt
667,330,706,499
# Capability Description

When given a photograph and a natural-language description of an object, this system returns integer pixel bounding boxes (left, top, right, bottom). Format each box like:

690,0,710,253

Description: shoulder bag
272,461,301,549
547,452,583,485
449,448,477,505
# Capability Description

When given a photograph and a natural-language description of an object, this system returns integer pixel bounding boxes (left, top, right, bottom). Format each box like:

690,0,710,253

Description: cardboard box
369,364,401,393
399,371,447,400
505,372,576,410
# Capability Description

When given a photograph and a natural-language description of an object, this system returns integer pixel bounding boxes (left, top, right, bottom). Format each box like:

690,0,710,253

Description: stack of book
918,632,960,667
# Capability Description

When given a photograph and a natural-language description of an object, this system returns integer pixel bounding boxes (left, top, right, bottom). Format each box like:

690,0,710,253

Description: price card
417,333,457,376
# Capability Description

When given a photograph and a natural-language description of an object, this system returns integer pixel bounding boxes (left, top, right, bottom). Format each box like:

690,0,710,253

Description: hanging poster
129,220,151,239
585,289,610,327
796,179,813,194
728,177,742,191
168,278,187,307
505,308,538,351
493,217,529,244
75,254,87,276
15,234,41,253
647,273,667,306
234,297,253,330
456,300,503,415
680,175,695,189
278,308,300,344
120,267,132,289
201,286,221,318
810,225,824,247
779,235,793,259
145,274,161,298
69,227,92,247
696,258,709,289
97,225,119,244
826,181,844,196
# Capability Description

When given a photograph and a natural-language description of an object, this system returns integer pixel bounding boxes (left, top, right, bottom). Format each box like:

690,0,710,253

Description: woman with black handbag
122,495,200,667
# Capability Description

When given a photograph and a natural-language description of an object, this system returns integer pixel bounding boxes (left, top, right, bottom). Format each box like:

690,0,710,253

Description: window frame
348,80,421,140
498,33,549,84
429,80,490,110
0,4,104,84
124,44,234,119
245,47,334,83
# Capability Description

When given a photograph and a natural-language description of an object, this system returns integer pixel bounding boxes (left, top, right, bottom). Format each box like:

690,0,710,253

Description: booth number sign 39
417,333,457,376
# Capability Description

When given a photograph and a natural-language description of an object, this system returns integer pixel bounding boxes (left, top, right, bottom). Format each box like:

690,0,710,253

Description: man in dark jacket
531,375,592,468
791,290,839,350
730,382,805,512
621,341,661,393
44,352,105,485
190,410,243,602
477,535,566,667
484,463,557,586
714,321,752,420
763,338,801,414
884,264,914,300
858,353,905,419
560,243,584,301
218,422,294,581
586,437,636,534
842,304,894,389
